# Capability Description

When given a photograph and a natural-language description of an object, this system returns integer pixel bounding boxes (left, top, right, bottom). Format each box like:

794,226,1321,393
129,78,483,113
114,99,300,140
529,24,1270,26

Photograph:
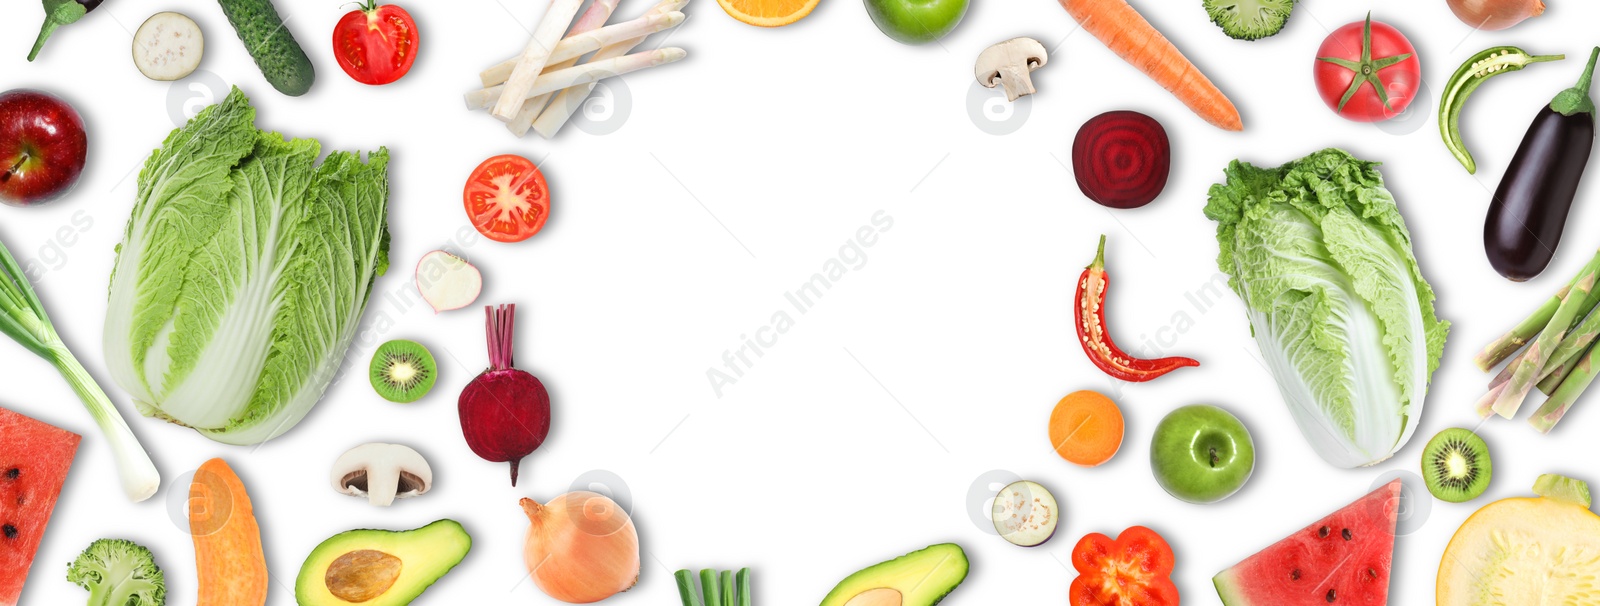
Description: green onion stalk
0,237,159,502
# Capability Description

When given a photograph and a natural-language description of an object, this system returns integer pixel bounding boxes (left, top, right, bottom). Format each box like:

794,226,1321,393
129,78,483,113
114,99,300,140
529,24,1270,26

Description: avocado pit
326,549,403,602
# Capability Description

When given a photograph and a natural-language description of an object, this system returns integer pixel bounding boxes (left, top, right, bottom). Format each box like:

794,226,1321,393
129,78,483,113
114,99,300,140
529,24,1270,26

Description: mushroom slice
330,443,433,507
975,37,1049,102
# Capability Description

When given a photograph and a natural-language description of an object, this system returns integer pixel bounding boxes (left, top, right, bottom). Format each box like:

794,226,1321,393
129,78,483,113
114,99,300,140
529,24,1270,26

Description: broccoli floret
65,539,166,606
1203,0,1297,41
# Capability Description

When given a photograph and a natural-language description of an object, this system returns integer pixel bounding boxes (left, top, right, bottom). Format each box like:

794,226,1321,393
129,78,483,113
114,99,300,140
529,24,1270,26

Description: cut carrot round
715,0,821,27
1048,390,1125,467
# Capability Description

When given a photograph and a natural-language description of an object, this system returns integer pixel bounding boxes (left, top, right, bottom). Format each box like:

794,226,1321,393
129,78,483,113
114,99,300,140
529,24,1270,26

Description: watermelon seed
2,524,16,539
1366,568,1377,580
1342,528,1353,540
2,467,16,480
1318,525,1330,538
1290,569,1301,581
1326,588,1337,602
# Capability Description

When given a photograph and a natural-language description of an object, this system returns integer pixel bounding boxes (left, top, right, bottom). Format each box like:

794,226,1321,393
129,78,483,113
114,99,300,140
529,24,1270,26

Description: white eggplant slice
990,480,1059,547
132,12,204,81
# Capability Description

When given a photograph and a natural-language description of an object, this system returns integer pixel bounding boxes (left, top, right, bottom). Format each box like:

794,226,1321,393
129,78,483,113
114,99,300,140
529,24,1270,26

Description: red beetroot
1071,111,1171,209
459,304,551,486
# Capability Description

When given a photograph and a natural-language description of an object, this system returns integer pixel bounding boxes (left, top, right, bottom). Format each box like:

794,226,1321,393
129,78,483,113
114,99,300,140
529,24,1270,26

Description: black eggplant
27,0,105,61
1486,47,1599,281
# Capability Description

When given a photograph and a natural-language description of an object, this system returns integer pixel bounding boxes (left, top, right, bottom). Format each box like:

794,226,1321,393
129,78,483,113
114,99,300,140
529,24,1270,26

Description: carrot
1056,0,1244,131
1048,390,1125,466
190,458,269,605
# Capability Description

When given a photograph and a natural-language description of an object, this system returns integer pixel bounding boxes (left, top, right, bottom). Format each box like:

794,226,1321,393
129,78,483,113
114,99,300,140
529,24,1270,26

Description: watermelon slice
1214,480,1399,605
0,406,81,606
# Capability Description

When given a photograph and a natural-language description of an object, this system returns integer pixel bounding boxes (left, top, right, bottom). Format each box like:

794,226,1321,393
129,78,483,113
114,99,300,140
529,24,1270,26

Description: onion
1445,0,1545,31
521,492,640,604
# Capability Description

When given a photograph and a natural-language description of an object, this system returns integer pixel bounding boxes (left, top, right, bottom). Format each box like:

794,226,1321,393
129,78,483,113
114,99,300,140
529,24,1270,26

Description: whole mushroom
976,37,1049,102
330,443,432,507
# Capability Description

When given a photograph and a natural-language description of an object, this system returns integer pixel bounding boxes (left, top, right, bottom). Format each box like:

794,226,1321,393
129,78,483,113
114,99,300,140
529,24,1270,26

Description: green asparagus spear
676,570,704,606
1538,349,1582,395
1490,295,1600,393
1493,250,1600,417
1531,341,1600,432
1477,281,1576,370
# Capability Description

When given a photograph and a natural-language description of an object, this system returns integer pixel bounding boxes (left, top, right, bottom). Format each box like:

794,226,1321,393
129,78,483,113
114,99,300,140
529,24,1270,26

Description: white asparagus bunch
469,0,689,138
465,49,686,109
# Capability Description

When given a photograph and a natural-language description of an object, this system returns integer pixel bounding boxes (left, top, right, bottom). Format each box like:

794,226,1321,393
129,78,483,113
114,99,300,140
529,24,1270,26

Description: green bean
1440,46,1563,174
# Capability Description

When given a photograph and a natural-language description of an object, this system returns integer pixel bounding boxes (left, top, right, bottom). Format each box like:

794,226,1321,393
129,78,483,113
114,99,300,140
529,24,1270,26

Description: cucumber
216,0,314,96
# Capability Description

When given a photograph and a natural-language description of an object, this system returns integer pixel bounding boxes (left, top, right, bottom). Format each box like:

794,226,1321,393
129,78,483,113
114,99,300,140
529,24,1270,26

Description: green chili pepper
1440,46,1564,174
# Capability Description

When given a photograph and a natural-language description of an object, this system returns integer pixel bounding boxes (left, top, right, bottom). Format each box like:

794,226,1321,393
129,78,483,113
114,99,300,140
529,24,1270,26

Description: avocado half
820,543,969,606
295,519,471,605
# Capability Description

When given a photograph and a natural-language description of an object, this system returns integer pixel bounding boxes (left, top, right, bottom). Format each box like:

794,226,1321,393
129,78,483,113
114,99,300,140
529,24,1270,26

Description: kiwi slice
1421,428,1492,503
369,340,438,403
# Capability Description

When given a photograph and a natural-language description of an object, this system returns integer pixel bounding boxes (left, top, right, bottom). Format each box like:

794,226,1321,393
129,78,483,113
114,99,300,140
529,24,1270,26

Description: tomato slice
1069,526,1180,606
333,1,419,85
464,155,551,243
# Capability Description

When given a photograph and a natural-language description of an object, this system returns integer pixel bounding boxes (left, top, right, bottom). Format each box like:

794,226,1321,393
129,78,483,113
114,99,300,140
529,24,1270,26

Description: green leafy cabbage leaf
103,87,389,445
1205,148,1448,468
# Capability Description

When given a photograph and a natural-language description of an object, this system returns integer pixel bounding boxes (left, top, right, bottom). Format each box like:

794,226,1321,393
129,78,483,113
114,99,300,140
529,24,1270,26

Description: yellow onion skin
522,492,640,603
1446,0,1546,31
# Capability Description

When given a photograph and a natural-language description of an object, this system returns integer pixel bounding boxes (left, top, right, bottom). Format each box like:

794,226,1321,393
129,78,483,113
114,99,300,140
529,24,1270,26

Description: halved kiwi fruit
369,340,438,403
1421,428,1492,503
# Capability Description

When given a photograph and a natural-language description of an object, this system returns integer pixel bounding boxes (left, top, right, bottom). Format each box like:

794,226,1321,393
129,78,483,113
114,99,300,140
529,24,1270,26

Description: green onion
721,570,735,606
738,568,752,606
700,570,720,606
0,237,159,501
675,570,703,606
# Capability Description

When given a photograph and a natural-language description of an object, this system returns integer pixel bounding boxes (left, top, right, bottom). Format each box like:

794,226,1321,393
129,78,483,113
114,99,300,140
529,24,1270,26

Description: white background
3,0,1598,603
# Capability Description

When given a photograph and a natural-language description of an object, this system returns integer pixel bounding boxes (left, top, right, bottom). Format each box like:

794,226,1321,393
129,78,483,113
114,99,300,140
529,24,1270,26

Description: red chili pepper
1074,235,1198,382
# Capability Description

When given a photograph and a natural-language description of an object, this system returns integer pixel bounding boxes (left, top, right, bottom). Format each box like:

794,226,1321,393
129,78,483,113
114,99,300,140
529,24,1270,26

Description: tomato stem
1316,12,1414,112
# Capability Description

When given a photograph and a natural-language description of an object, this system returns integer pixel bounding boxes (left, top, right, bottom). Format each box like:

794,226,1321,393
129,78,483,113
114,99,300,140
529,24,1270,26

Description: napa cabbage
103,87,390,445
1205,148,1448,468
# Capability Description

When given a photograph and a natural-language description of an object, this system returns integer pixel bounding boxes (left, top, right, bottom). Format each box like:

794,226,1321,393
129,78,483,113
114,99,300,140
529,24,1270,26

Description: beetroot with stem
459,304,551,486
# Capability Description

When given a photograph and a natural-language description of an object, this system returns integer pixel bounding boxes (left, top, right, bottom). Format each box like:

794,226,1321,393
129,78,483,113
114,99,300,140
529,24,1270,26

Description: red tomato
1069,526,1179,606
333,1,419,85
1313,14,1420,122
464,155,551,243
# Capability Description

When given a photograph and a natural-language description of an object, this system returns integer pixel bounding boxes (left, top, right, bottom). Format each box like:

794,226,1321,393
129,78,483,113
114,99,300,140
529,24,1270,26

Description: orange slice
716,0,821,27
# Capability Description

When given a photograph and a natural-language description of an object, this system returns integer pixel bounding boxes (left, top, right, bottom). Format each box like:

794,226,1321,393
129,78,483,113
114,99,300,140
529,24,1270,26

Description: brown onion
521,492,639,603
1446,0,1545,31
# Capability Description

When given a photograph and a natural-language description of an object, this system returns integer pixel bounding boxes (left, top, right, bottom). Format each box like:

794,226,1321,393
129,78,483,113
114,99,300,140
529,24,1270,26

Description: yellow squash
1437,474,1600,604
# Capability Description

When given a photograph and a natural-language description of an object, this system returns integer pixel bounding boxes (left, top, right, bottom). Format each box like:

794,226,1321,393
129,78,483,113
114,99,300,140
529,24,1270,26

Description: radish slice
417,251,483,313
990,480,1059,547
132,12,204,81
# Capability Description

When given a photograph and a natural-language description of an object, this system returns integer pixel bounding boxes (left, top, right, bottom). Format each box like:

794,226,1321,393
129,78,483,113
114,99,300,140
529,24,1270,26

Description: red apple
0,89,88,207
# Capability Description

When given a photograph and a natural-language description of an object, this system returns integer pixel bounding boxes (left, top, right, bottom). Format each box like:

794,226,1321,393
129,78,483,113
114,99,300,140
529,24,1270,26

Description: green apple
1150,404,1255,504
863,0,969,45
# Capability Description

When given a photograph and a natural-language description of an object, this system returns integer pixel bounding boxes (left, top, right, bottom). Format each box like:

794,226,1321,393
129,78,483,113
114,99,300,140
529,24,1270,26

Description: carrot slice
190,458,269,605
1048,390,1125,467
